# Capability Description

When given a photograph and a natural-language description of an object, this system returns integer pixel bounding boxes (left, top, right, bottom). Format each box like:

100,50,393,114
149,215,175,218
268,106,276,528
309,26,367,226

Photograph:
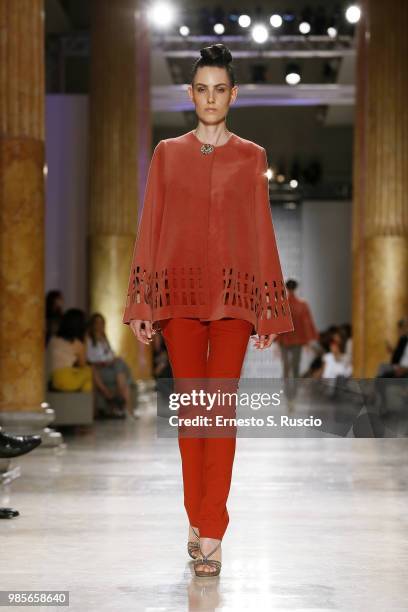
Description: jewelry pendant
201,143,214,155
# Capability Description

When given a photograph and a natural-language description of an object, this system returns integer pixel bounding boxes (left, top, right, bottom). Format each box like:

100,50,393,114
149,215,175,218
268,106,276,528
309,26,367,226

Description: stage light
147,2,175,28
345,5,361,23
290,179,298,188
238,14,251,28
266,168,274,180
327,26,337,38
270,14,283,28
179,25,189,36
251,24,268,44
276,174,285,183
214,22,225,34
299,21,311,34
285,62,301,85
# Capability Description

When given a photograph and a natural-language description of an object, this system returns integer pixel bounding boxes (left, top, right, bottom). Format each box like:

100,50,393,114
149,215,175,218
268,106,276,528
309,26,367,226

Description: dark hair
309,356,323,372
86,312,113,351
191,43,236,87
46,289,63,318
286,279,298,291
57,308,87,342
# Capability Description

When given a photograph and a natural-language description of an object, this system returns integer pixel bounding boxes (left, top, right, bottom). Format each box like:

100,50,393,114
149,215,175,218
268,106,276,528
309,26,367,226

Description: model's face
188,66,237,124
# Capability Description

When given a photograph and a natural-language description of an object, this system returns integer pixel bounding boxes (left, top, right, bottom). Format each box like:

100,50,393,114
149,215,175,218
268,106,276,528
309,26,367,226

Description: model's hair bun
200,44,232,65
191,43,236,87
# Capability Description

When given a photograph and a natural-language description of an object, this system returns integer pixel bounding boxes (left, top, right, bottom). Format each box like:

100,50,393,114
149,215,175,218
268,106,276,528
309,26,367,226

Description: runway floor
1,394,407,611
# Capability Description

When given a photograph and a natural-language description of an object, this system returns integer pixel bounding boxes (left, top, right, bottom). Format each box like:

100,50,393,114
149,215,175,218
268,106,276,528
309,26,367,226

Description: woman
122,44,294,577
321,338,353,396
86,313,135,419
47,308,93,392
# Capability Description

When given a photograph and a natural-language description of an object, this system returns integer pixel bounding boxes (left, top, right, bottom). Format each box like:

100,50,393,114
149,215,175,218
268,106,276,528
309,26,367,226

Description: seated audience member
373,318,408,412
45,289,64,346
321,338,353,396
377,318,408,377
86,313,135,418
47,308,93,392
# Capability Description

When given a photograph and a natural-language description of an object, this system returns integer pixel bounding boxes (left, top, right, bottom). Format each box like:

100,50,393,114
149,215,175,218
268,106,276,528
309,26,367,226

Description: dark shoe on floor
0,431,42,459
0,507,20,519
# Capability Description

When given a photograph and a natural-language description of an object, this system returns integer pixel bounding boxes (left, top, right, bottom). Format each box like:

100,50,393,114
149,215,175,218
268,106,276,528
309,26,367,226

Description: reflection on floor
1,394,407,611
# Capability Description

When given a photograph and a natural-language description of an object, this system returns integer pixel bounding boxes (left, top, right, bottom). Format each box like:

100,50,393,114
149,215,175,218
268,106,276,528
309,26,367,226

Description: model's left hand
252,334,277,349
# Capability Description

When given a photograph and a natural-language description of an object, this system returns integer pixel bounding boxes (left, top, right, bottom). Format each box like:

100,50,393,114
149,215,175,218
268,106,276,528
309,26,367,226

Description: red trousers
160,317,253,540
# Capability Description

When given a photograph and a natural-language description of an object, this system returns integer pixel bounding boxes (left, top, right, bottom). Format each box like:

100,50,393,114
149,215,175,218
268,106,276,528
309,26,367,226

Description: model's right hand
129,319,156,345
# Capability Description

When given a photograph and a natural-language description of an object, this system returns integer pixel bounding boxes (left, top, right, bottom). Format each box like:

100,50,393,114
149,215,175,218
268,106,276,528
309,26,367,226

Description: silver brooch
201,143,214,155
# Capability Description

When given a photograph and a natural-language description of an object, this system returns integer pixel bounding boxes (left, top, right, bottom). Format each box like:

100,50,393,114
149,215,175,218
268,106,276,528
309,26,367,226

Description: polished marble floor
1,395,407,612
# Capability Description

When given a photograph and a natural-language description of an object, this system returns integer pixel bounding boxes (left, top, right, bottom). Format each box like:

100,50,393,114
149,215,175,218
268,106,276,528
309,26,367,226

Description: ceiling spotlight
238,14,251,28
179,25,189,36
147,2,175,28
327,26,337,38
251,24,269,44
286,72,301,85
299,21,311,34
270,14,283,28
290,179,298,188
214,22,225,35
266,168,274,180
345,5,361,23
276,174,285,183
285,62,301,85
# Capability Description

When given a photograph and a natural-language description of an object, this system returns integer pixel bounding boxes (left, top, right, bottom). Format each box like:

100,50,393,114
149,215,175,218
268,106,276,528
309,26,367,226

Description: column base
0,408,64,448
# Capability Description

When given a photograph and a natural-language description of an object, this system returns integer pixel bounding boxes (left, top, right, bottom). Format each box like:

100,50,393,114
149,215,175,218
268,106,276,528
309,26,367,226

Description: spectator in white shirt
373,318,408,413
321,339,352,396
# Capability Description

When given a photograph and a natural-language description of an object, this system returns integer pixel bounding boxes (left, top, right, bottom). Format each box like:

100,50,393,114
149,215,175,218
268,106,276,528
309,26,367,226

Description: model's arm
122,140,166,327
253,147,294,337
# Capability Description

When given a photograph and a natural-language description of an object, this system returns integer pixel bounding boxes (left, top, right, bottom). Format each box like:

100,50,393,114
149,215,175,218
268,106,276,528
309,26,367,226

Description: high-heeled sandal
193,540,222,577
187,526,200,559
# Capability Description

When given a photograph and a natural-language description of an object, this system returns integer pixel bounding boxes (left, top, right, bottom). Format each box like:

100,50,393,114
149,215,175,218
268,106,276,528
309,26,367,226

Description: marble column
0,0,61,446
352,0,408,377
89,0,153,380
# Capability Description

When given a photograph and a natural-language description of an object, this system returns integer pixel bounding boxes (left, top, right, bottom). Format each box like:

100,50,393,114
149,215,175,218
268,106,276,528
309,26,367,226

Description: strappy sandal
187,526,200,560
193,540,222,577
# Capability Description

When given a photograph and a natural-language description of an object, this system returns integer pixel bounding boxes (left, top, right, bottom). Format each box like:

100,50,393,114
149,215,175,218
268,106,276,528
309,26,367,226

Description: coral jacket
122,130,294,337
276,292,318,346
